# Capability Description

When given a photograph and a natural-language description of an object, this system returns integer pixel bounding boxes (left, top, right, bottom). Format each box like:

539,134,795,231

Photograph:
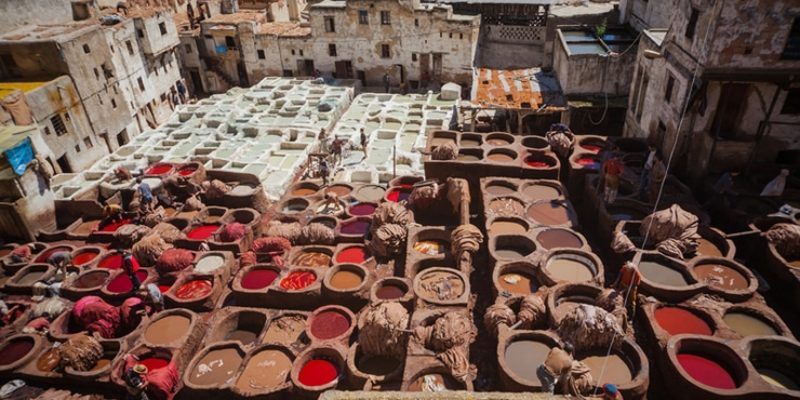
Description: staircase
204,57,239,87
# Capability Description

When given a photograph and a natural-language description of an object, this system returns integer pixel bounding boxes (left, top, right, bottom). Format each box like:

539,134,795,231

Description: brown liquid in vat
329,270,363,290
546,258,594,282
263,315,305,345
693,264,748,290
696,238,723,257
498,272,537,294
490,221,527,235
189,348,243,386
527,202,570,225
236,349,292,391
144,315,191,345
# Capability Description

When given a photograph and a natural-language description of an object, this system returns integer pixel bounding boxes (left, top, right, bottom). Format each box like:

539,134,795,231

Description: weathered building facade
624,0,800,182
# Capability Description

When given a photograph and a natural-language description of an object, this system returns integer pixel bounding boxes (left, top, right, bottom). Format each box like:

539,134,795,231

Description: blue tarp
5,137,33,176
215,45,228,55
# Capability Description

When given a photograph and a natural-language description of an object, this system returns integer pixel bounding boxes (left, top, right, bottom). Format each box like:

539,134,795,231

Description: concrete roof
471,68,566,111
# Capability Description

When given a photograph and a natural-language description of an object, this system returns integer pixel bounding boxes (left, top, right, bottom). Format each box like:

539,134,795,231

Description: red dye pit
73,251,99,266
106,271,148,293
35,246,71,263
187,224,219,240
310,310,350,340
654,307,712,336
177,166,197,176
176,279,213,299
677,354,736,389
340,220,370,235
101,218,133,232
0,338,34,365
336,247,368,264
139,357,169,371
241,269,279,290
146,164,172,175
98,254,123,269
158,284,172,293
386,188,411,202
298,359,338,387
577,158,601,169
580,144,603,153
349,203,377,216
525,160,549,168
279,271,316,290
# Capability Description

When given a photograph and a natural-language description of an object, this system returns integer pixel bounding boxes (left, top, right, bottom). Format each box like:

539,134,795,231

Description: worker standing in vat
602,383,623,399
319,158,330,185
139,283,164,313
331,136,343,166
638,144,657,200
47,251,73,281
137,180,155,214
103,203,124,227
383,73,391,93
360,128,368,159
122,250,142,292
614,261,641,317
537,343,574,394
602,156,624,205
177,80,188,103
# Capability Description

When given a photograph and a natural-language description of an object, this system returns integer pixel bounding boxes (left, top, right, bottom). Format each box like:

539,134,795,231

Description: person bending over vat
124,364,150,400
139,283,164,313
103,203,124,227
47,251,73,281
538,343,574,393
602,383,623,399
122,250,142,292
613,261,641,318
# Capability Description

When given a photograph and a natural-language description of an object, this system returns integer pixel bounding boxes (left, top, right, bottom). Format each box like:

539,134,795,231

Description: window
225,36,237,50
257,49,265,59
185,44,192,53
283,69,293,77
160,93,167,102
137,77,145,91
412,53,417,62
449,32,452,39
414,18,418,27
137,29,144,38
358,10,368,24
44,127,51,135
110,45,114,53
159,22,167,35
300,50,304,56
102,63,113,79
460,33,463,39
328,43,337,57
381,44,390,58
75,144,81,153
64,112,70,122
84,137,93,148
686,8,698,39
782,17,800,60
324,16,335,32
380,11,390,25
83,44,90,53
93,68,99,79
126,40,134,54
51,115,67,136
112,98,117,109
781,88,800,114
664,74,675,104
291,49,296,55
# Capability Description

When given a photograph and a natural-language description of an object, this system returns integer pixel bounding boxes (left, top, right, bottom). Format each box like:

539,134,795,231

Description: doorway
297,59,315,76
432,53,443,81
56,155,72,173
189,69,203,94
334,60,354,79
712,83,748,140
419,53,430,84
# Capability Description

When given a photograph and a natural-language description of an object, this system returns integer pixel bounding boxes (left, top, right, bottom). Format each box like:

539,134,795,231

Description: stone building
622,0,800,182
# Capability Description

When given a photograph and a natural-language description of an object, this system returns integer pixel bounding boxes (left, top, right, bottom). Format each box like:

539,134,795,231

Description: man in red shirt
9,244,35,263
602,156,624,204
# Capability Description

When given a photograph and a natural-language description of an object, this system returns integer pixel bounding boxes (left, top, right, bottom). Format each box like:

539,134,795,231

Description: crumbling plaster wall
626,0,677,31
553,35,636,96
0,42,68,79
0,0,73,35
134,10,181,56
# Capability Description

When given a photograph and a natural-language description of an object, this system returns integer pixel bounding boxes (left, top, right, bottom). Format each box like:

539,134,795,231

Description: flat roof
471,68,566,111
0,81,51,99
204,10,268,24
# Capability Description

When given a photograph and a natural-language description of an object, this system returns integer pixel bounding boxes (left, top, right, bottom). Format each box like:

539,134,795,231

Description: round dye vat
16,270,46,286
375,284,406,300
298,359,338,387
693,264,748,291
696,238,723,257
498,272,537,294
489,198,525,216
236,349,292,391
357,354,401,376
458,153,480,161
485,183,516,196
639,261,690,287
72,270,109,289
139,357,170,371
106,271,148,293
177,165,197,176
310,310,351,340
413,240,448,255
336,247,369,264
0,337,34,366
576,157,601,169
350,203,377,216
316,201,344,215
580,143,604,153
280,271,316,290
409,373,460,391
329,270,363,290
487,152,515,162
283,200,308,213
264,315,306,345
176,279,213,300
758,368,799,390
72,250,99,266
431,137,455,147
98,253,123,269
327,184,352,197
654,307,712,336
523,184,561,200
505,340,551,383
35,246,72,263
195,255,225,273
490,221,527,235
723,312,777,336
545,257,594,282
580,352,633,385
524,157,550,168
158,283,173,293
461,138,481,147
340,220,370,236
536,229,583,250
676,354,737,389
100,218,133,233
146,164,172,175
416,270,464,301
187,224,219,240
189,348,243,386
294,252,331,268
145,314,191,345
226,329,259,345
487,137,511,146
241,269,279,290
386,188,411,203
37,348,60,372
495,245,531,259
527,202,571,226
353,185,386,203
91,358,112,371
293,187,318,196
